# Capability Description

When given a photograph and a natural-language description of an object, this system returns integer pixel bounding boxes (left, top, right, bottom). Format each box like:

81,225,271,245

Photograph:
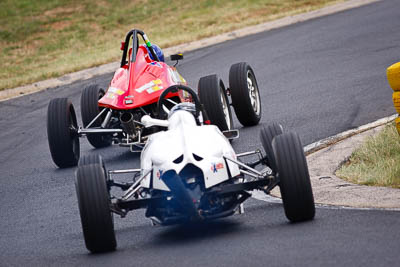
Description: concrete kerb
253,114,400,210
304,113,398,155
0,0,378,102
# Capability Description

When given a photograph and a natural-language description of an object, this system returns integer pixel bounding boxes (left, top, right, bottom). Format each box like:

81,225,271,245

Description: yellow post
387,62,400,134
387,62,400,91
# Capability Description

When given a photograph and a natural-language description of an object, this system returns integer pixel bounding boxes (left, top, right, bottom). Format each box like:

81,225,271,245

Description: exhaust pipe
161,170,200,219
120,112,136,136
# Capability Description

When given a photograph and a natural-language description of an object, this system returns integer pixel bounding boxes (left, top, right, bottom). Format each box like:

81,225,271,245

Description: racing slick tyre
47,98,80,168
260,122,283,173
75,154,116,253
198,74,233,131
272,132,315,223
229,62,261,126
81,84,112,148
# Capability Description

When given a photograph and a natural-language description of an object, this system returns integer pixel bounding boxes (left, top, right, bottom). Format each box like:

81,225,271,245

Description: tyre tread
76,155,116,253
47,98,79,168
272,132,315,222
198,74,232,131
81,84,112,148
260,122,283,172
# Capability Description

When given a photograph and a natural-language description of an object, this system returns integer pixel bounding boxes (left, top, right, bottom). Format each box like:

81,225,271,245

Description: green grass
0,0,342,90
336,122,400,188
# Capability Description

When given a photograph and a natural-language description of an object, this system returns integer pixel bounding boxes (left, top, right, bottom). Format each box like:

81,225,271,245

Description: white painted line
252,190,282,204
252,191,400,211
315,204,400,211
0,0,379,102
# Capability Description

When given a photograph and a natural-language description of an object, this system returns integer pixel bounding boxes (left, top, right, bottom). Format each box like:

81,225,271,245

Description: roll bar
120,29,160,67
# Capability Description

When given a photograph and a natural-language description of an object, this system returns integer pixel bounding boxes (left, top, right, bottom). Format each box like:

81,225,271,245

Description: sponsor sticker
211,162,224,173
105,92,116,99
156,169,164,179
136,79,164,94
168,68,186,84
108,87,125,95
150,61,162,68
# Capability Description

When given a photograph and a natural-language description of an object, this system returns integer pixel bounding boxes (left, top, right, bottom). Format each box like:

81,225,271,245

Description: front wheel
81,84,112,148
75,154,116,253
272,132,315,222
47,98,80,168
229,62,261,126
198,74,233,131
260,122,283,173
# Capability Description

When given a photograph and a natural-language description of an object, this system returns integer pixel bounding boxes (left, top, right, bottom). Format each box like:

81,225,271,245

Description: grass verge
336,122,400,188
0,0,342,91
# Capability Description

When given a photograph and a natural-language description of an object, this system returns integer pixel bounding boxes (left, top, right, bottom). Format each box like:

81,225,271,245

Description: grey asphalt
1,0,400,266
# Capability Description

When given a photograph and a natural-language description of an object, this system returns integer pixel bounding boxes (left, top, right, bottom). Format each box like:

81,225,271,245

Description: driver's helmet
168,102,197,119
146,44,165,62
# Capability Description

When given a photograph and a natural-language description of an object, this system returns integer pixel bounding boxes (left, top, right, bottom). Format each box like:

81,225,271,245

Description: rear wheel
75,154,116,253
229,62,261,126
272,132,315,222
198,74,233,131
260,123,283,173
81,84,112,148
47,98,80,168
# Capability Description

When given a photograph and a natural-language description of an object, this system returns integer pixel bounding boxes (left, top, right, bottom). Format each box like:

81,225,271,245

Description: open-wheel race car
46,29,262,168
75,85,315,253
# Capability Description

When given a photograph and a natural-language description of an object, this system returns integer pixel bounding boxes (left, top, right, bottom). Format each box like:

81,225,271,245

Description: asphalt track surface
1,1,400,266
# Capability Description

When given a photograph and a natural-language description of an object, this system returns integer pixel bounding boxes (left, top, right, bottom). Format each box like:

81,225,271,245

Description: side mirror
170,54,183,61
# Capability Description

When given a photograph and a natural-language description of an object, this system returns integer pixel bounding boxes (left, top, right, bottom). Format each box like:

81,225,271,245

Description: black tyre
229,62,261,126
198,74,233,131
47,98,80,168
78,153,103,167
75,154,116,253
272,132,315,222
81,84,112,148
260,123,283,173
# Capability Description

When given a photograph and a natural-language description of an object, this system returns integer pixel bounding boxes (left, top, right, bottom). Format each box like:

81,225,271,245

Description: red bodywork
99,46,186,110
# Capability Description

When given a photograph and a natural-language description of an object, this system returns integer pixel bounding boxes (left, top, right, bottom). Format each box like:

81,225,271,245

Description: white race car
75,80,315,253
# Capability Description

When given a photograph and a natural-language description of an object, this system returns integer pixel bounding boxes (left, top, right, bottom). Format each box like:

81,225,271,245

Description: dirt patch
43,6,83,17
49,20,72,30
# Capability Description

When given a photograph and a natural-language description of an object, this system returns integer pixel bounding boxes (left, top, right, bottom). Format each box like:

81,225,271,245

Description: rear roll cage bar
121,29,160,67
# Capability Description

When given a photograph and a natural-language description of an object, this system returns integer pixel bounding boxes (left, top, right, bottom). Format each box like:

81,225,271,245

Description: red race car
47,29,261,168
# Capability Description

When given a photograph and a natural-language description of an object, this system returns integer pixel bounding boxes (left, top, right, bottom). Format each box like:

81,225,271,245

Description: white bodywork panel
140,111,240,191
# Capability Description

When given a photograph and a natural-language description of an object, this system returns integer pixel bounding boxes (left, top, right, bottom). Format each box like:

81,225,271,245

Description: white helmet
168,102,197,119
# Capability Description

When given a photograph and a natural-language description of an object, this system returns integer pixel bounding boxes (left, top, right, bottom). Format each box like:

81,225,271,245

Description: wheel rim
220,87,231,130
247,70,261,116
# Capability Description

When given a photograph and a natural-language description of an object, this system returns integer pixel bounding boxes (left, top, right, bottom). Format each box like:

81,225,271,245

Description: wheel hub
220,87,231,129
247,71,260,116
